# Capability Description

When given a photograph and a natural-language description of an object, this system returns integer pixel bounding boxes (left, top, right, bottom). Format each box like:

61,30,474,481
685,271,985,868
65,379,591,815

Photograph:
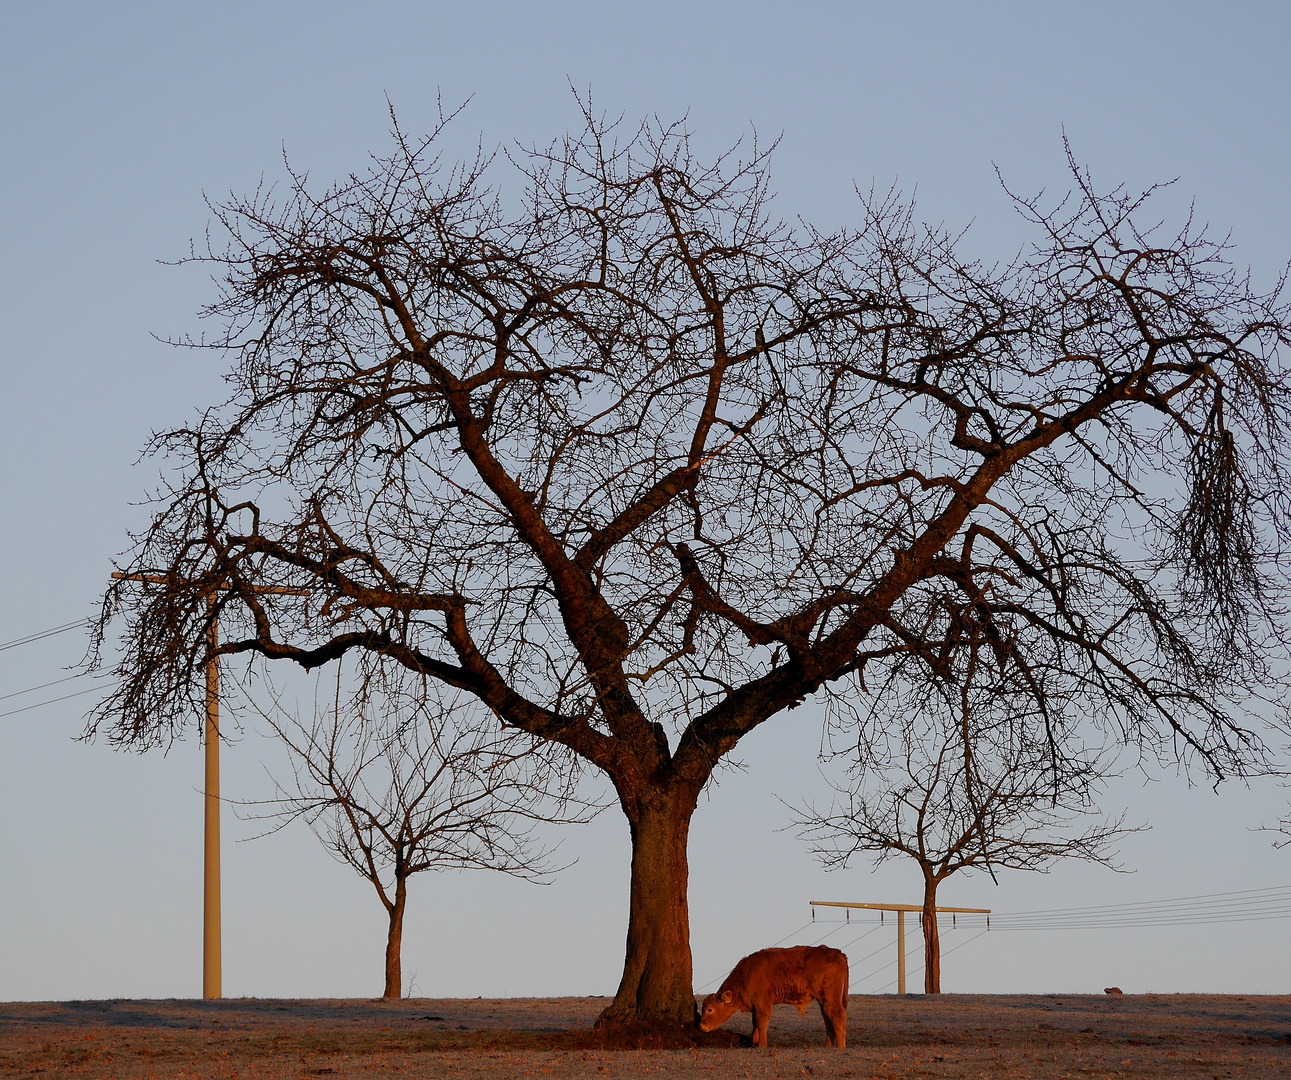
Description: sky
2,0,1291,1002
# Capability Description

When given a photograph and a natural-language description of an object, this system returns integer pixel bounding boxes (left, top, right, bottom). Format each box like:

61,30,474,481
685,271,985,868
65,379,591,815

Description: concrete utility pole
897,909,905,994
202,592,221,999
112,572,306,1000
810,900,991,994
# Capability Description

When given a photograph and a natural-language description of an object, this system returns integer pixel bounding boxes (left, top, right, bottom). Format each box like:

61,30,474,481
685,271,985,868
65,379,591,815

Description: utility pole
112,572,306,999
202,592,221,999
896,909,905,995
810,900,991,994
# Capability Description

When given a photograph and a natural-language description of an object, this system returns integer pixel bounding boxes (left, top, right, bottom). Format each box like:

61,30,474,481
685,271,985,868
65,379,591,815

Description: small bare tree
247,674,593,998
796,634,1137,994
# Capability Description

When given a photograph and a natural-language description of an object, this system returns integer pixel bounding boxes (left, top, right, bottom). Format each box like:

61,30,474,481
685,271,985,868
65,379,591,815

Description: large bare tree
245,675,587,998
795,629,1137,994
92,103,1291,1025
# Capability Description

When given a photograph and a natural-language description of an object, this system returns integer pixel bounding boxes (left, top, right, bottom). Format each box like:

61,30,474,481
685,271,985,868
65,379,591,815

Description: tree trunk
597,781,700,1027
383,874,407,999
922,877,940,994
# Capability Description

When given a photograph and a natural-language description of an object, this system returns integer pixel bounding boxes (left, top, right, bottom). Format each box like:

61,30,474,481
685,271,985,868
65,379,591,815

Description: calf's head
698,990,739,1031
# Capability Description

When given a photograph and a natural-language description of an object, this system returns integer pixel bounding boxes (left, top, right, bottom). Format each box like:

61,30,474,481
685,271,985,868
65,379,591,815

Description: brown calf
697,945,848,1047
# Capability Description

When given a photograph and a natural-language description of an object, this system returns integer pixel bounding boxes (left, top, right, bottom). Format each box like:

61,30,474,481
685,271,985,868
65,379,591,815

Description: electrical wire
859,927,990,993
767,920,817,949
0,619,90,653
998,882,1291,917
809,885,1291,938
806,886,1291,992
702,885,1291,997
837,922,885,951
697,918,901,994
0,685,101,719
849,937,899,974
857,943,917,990
807,922,847,946
983,884,1291,931
693,919,818,993
938,927,991,961
0,672,86,701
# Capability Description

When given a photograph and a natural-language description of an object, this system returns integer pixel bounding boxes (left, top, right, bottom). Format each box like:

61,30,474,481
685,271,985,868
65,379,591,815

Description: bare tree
245,673,589,998
91,100,1291,1025
795,631,1138,994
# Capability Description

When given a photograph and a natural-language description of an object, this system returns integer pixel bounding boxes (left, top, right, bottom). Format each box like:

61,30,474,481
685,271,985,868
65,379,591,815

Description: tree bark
922,877,940,994
383,875,407,999
597,780,700,1027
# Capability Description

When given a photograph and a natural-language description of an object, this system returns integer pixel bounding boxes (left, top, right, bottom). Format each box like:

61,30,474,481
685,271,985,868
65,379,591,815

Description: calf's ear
721,990,733,1004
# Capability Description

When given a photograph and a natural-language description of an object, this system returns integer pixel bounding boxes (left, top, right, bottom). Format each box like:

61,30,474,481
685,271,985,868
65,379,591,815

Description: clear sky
2,1,1290,1001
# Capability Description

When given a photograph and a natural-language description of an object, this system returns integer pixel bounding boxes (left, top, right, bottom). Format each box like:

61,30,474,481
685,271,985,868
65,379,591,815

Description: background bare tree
92,100,1291,1025
795,631,1137,994
246,673,590,998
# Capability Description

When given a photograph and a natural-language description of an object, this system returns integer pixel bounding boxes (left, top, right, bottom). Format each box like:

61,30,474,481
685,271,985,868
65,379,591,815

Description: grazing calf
698,945,848,1047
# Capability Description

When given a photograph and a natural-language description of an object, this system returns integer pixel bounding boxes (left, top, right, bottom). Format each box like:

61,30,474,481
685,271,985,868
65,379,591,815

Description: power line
847,934,899,973
858,938,922,989
837,922,886,952
798,885,1291,994
0,672,87,702
807,922,847,946
985,885,1291,931
815,885,1291,935
0,685,101,719
694,919,817,992
0,619,90,653
939,927,991,960
862,929,981,996
989,910,1291,930
998,883,1291,918
795,887,1291,994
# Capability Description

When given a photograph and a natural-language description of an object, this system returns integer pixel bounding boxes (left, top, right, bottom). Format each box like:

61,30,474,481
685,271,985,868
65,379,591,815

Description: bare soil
3,993,1290,1078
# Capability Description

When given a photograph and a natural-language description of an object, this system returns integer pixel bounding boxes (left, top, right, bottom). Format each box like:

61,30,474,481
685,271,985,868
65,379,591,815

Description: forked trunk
922,877,940,994
597,782,700,1027
383,875,407,999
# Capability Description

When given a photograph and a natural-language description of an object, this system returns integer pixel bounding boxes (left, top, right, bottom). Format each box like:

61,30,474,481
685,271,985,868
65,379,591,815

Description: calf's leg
817,991,847,1047
819,1000,837,1046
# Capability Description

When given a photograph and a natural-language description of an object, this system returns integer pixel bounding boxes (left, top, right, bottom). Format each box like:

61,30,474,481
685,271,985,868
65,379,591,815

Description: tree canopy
94,103,1291,1022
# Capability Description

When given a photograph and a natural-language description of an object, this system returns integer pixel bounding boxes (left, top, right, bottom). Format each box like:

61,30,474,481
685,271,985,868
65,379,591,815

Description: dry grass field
3,993,1290,1079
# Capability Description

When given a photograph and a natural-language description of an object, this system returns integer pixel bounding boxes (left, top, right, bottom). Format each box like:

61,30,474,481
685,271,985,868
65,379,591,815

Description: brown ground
2,994,1289,1079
